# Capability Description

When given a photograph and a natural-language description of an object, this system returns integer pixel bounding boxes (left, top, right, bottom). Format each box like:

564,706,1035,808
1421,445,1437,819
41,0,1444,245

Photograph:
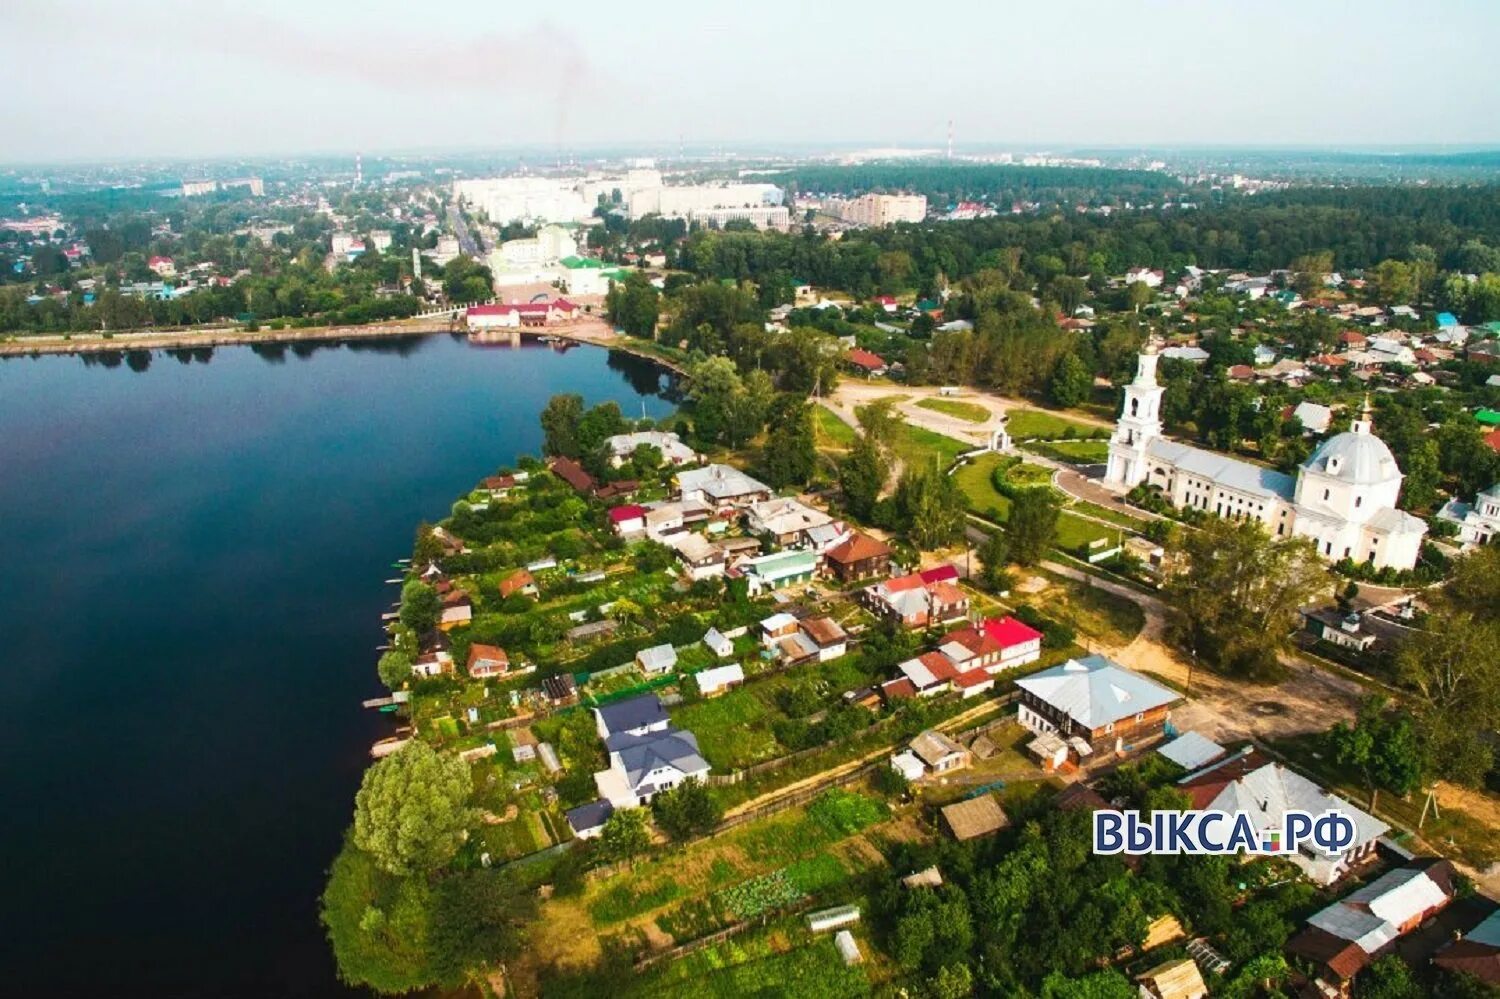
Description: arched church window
1131,399,1139,417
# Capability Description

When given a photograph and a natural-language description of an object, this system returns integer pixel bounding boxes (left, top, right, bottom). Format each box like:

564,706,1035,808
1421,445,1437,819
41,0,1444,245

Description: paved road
447,202,482,257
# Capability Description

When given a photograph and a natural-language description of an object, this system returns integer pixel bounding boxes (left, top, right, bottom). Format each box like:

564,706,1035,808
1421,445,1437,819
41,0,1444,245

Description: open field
1023,439,1111,464
1007,408,1106,440
915,397,989,423
813,406,858,448
889,423,970,470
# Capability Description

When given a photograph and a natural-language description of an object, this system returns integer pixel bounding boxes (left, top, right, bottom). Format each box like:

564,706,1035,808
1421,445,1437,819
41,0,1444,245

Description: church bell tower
1105,343,1165,489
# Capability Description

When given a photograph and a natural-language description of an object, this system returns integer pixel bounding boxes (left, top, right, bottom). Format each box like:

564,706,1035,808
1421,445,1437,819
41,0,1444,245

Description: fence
633,898,816,971
713,762,880,834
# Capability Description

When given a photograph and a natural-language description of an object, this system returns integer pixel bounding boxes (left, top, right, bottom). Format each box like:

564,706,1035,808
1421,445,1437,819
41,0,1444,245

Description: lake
0,334,675,998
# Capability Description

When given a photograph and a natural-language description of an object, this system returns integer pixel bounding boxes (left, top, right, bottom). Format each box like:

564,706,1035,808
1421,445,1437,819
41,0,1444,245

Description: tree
855,397,902,449
1444,545,1500,623
399,580,441,634
576,401,628,460
427,869,532,985
761,398,817,488
1039,969,1135,999
598,808,651,863
1354,954,1426,999
1396,615,1500,788
540,393,585,458
1399,438,1441,511
685,356,744,447
893,463,966,550
1007,488,1060,566
1049,353,1092,408
1327,697,1426,809
1291,251,1334,298
604,271,660,337
353,741,473,876
976,529,1012,592
651,778,722,840
320,841,434,992
377,650,413,690
931,963,975,999
839,433,889,520
1165,517,1328,679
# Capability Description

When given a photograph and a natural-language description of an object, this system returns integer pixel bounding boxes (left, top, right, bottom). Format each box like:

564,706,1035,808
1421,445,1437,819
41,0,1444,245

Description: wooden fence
633,898,816,971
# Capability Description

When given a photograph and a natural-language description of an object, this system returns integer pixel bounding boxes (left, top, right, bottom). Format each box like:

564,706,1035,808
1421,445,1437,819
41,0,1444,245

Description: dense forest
780,163,1184,206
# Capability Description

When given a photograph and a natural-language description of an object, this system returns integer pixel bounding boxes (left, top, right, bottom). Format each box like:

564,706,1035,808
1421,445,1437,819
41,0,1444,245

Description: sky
3,0,1498,162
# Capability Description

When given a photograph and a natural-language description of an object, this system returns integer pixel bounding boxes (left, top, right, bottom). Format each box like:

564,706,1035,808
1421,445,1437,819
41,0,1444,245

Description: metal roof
1015,654,1178,729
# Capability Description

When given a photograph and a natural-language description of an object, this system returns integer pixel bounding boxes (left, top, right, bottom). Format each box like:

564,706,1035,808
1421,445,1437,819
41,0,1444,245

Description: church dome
1303,431,1401,486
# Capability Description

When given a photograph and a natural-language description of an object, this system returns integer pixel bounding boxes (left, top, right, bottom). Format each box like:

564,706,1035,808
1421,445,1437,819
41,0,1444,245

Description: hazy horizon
4,0,1499,163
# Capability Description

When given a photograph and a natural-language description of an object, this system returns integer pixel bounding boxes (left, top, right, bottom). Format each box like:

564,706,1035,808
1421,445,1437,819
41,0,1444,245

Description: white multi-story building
490,224,578,272
837,193,927,227
453,176,594,224
1105,345,1426,570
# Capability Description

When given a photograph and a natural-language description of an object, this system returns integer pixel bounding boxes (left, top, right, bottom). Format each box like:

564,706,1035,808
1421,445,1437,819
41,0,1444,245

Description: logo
1093,809,1357,857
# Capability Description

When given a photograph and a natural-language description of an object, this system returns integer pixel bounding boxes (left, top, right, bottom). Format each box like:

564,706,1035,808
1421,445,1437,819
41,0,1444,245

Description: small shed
969,733,998,760
889,751,926,783
806,905,861,933
1157,732,1226,771
1136,956,1207,999
536,742,562,773
833,930,862,966
694,663,745,697
703,627,734,658
636,643,678,675
1027,730,1069,771
940,794,1009,841
509,728,538,763
901,866,944,889
910,730,970,774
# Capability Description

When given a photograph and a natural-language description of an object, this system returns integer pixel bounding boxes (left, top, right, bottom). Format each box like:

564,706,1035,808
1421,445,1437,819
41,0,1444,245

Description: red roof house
466,644,510,678
607,504,649,533
919,564,960,585
846,348,889,375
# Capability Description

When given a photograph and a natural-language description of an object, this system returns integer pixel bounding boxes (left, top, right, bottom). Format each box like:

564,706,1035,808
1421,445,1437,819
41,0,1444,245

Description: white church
1104,344,1427,571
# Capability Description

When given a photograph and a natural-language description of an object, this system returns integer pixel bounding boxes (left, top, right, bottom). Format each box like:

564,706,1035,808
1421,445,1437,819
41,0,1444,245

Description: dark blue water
0,335,673,998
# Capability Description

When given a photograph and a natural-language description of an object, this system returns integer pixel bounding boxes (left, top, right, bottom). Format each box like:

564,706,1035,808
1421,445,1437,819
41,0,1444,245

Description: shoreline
0,318,690,375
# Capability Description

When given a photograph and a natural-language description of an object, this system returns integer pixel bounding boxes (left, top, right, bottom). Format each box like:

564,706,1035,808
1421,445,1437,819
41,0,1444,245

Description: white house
702,627,734,658
1125,267,1164,288
694,663,745,697
1105,345,1426,571
744,497,835,546
667,532,726,580
605,430,698,468
1291,401,1333,435
1178,750,1387,885
1437,483,1500,548
675,464,772,510
636,644,678,675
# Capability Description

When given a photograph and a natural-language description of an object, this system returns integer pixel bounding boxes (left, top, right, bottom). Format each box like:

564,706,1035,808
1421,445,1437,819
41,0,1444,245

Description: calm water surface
0,335,673,998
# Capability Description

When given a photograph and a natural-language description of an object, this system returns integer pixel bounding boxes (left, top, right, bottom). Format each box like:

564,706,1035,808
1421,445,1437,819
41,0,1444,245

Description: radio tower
947,119,954,160
355,152,363,187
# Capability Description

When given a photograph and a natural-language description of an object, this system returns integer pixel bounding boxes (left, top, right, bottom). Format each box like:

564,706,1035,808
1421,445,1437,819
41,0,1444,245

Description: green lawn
1054,512,1124,554
953,453,1013,521
671,652,887,770
1006,408,1104,441
916,397,989,423
813,405,857,449
1024,439,1111,464
890,423,970,470
672,687,780,769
